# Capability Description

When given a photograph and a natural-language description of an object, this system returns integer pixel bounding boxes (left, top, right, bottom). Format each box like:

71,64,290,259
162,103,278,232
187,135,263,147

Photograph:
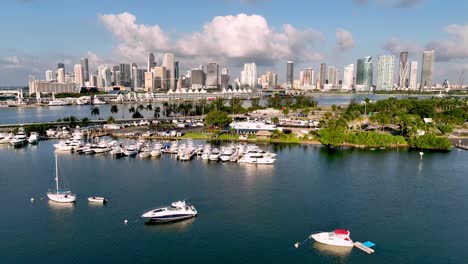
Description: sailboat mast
55,155,59,192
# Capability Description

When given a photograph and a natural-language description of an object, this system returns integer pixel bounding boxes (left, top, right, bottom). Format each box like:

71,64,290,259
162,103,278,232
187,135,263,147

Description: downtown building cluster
31,49,440,95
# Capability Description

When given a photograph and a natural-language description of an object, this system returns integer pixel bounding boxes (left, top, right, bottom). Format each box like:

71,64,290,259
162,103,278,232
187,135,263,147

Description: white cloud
335,28,355,51
99,12,325,68
382,38,423,55
427,24,468,62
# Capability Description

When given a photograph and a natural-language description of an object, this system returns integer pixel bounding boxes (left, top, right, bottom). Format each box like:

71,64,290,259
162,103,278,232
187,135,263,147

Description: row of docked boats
0,127,39,147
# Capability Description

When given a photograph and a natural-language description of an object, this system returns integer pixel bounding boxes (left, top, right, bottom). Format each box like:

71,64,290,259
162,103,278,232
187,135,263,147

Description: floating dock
353,241,375,254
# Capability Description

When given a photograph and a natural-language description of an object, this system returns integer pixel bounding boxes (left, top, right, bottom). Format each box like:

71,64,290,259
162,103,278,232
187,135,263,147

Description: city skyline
1,0,468,86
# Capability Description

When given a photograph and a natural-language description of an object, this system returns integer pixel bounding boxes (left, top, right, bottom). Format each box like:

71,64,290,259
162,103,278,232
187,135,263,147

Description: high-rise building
343,64,354,90
119,63,131,87
57,63,65,72
162,53,175,90
240,63,257,88
286,61,294,87
144,71,154,91
191,69,205,88
356,56,373,91
89,75,98,87
153,66,167,89
420,50,435,89
133,68,145,90
377,55,395,91
80,58,89,82
303,68,314,87
220,68,229,89
265,71,277,88
319,63,327,88
74,64,84,87
399,52,409,88
206,62,219,89
45,70,54,82
57,68,65,83
409,61,418,90
328,66,337,85
147,53,155,71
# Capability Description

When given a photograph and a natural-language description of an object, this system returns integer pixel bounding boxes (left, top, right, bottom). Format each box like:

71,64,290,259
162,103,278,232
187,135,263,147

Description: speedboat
10,127,28,147
310,229,354,247
238,152,275,165
48,100,68,106
208,148,221,161
88,197,107,204
28,132,39,144
141,201,197,223
139,151,151,159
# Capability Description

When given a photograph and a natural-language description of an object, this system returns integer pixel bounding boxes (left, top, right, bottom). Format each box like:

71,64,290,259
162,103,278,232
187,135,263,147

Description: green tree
212,98,225,111
110,105,118,115
81,117,90,127
145,104,153,111
128,106,136,114
271,116,280,124
251,98,260,109
107,116,115,123
91,107,100,117
137,104,145,112
317,127,346,147
133,111,144,119
204,110,232,128
154,106,161,118
282,108,289,117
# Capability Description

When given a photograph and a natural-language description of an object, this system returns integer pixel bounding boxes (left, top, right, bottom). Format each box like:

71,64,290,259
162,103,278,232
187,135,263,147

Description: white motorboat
110,146,123,158
141,201,197,223
88,197,108,203
208,148,221,161
28,132,39,144
92,96,106,105
10,127,28,147
238,152,276,165
53,139,83,151
47,155,76,203
139,151,151,158
310,229,354,248
123,145,139,157
0,132,14,144
48,100,68,106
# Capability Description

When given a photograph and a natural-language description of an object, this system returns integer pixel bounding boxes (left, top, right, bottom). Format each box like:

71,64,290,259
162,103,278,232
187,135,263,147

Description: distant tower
377,55,395,91
319,63,327,89
80,58,89,82
147,53,155,71
74,64,84,87
162,53,175,90
356,56,373,91
206,62,219,89
409,61,418,90
420,50,435,90
45,70,54,82
286,61,294,87
399,52,409,88
343,64,354,90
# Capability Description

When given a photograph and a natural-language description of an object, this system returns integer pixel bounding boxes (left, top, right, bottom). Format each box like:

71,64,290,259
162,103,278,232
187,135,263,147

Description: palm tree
145,104,153,111
91,107,100,117
162,102,169,117
154,106,161,118
137,104,145,112
128,106,136,114
110,105,118,115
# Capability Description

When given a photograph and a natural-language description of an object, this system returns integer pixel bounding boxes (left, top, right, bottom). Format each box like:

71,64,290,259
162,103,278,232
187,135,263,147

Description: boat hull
311,233,354,247
47,193,76,203
143,214,197,223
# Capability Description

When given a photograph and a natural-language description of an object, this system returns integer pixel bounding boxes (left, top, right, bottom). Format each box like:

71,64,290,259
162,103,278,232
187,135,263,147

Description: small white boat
141,200,197,223
28,132,39,144
88,197,108,203
47,155,76,203
0,132,14,144
310,229,354,247
139,151,151,159
208,148,221,161
10,127,28,147
48,100,68,106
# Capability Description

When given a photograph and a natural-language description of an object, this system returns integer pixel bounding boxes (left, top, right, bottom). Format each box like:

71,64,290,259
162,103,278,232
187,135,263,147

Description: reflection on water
238,163,274,177
47,200,75,211
143,217,196,233
312,242,352,263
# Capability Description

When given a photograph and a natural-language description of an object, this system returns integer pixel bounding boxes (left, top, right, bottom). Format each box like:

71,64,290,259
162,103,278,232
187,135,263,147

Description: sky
1,0,468,86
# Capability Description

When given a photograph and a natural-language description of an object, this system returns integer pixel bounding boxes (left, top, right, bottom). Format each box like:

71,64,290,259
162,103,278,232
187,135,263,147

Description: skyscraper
57,63,65,72
343,64,354,90
377,55,395,91
144,71,154,91
206,62,219,89
319,63,327,88
420,50,435,89
153,66,167,89
119,63,131,87
45,70,54,82
409,61,418,90
74,64,84,87
328,66,337,85
303,68,314,87
190,69,205,88
162,53,175,90
57,68,65,83
220,68,229,89
80,58,89,83
286,61,294,87
399,52,409,88
240,63,257,88
147,53,155,71
356,56,373,91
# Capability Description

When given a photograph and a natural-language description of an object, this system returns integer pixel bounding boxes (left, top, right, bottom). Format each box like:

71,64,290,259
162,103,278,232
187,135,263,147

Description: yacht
92,96,106,105
310,229,354,247
219,147,234,162
0,132,14,144
208,148,221,161
47,155,76,203
238,152,276,165
110,146,124,158
123,145,139,157
10,127,28,147
48,100,68,106
141,201,197,223
27,132,39,144
139,151,151,159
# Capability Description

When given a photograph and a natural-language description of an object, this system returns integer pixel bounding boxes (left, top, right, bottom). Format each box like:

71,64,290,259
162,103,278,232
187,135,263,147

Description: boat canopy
334,229,350,235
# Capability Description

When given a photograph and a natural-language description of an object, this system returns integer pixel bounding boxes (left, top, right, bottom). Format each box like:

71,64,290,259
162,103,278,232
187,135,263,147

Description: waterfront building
74,64,84,87
29,80,77,94
57,68,65,83
376,55,395,91
409,61,418,90
80,57,89,82
147,53,155,71
45,70,54,82
221,68,229,89
303,68,314,89
328,66,338,85
420,50,435,89
356,56,373,92
286,61,294,87
144,71,154,91
162,53,175,90
119,63,131,87
343,64,354,90
133,68,145,90
206,62,219,89
319,63,327,89
399,52,409,88
153,66,167,89
190,69,205,89
241,63,257,88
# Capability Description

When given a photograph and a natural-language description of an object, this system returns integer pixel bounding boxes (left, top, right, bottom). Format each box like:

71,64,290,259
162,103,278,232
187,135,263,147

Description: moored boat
310,229,354,247
141,200,197,223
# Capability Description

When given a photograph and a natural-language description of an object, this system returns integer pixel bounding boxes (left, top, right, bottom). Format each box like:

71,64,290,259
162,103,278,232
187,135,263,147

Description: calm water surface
0,141,467,263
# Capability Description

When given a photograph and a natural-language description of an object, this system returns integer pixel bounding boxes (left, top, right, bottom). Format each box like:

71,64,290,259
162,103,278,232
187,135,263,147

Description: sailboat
47,155,76,203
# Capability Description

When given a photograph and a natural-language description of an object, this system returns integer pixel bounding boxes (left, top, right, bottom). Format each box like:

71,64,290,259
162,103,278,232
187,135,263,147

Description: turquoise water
0,141,467,263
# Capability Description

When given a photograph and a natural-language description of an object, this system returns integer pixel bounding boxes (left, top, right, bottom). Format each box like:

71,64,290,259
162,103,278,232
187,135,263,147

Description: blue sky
1,0,468,85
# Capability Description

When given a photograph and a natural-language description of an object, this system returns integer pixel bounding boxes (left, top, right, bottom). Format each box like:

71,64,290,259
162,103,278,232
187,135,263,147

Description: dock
456,144,468,151
353,241,375,254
